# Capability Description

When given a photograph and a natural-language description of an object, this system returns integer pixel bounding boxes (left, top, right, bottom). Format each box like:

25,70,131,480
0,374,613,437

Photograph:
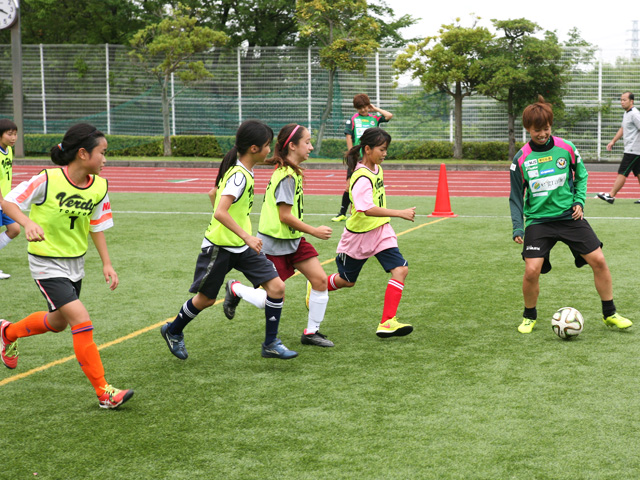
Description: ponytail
265,123,305,177
344,127,391,171
216,120,274,187
50,123,105,166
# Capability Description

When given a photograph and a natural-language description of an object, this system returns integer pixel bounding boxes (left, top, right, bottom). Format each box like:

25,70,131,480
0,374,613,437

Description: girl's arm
213,195,262,253
207,186,218,208
364,206,415,222
278,204,332,240
0,199,45,241
90,231,119,291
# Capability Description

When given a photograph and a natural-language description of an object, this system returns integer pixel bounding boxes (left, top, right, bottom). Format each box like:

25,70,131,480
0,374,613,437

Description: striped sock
71,321,107,396
327,273,341,292
381,279,404,323
264,296,283,345
169,298,202,335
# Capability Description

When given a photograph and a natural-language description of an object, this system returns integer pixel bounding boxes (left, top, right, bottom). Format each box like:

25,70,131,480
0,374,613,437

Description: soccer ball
551,307,584,340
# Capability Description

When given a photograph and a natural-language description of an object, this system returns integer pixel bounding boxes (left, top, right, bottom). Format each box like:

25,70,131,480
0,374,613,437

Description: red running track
11,165,640,198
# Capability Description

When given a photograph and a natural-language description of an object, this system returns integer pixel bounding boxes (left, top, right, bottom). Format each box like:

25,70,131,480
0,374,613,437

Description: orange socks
71,321,107,396
4,311,57,342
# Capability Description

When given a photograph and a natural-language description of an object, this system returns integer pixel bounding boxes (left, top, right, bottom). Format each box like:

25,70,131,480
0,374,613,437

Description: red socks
381,279,404,323
327,273,340,291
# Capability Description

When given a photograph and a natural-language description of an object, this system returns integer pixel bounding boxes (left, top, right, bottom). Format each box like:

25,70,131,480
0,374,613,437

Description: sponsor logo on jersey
540,168,555,175
55,192,96,215
528,170,539,178
529,173,566,192
524,159,538,169
556,158,567,169
538,156,553,163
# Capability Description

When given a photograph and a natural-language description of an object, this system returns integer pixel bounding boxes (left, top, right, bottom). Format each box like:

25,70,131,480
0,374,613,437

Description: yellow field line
0,216,452,387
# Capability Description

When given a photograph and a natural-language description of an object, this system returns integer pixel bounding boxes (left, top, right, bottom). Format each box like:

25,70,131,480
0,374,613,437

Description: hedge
23,133,519,161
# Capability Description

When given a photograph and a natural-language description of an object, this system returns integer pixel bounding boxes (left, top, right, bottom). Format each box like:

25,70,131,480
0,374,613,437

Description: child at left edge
0,119,20,279
0,123,134,409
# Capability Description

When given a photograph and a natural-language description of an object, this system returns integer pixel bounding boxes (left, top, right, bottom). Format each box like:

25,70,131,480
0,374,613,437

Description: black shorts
35,277,82,312
618,153,640,177
336,247,408,283
189,244,279,299
522,219,602,273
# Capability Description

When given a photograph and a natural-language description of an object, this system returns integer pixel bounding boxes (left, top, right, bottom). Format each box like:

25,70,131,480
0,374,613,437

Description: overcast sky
391,0,634,62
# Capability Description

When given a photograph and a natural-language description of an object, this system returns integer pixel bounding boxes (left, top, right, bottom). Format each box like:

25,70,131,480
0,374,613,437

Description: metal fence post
597,53,603,161
375,51,380,106
105,43,111,135
237,48,242,125
308,47,312,133
171,72,176,136
39,43,46,134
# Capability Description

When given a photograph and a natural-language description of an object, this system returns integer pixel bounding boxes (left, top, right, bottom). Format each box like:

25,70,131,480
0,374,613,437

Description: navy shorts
618,153,640,177
189,244,279,299
335,247,408,283
35,277,82,312
0,212,15,227
522,219,602,273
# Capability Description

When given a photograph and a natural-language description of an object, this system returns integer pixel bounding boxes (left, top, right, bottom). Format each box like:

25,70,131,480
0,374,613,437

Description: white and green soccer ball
551,307,584,340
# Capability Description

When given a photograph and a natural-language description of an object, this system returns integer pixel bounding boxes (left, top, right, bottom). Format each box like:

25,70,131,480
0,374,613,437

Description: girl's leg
581,248,632,328
381,265,408,323
295,257,334,346
261,277,285,346
162,292,215,360
519,257,544,333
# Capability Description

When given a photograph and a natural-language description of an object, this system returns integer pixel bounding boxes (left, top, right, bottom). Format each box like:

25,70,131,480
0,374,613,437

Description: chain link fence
0,44,636,160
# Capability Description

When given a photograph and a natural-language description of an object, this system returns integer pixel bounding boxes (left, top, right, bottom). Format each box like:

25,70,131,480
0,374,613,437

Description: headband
283,125,301,148
58,143,64,151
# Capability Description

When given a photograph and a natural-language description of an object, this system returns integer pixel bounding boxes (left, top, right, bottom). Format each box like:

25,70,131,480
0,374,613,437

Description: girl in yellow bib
324,128,416,338
161,120,298,360
0,123,133,409
223,124,335,347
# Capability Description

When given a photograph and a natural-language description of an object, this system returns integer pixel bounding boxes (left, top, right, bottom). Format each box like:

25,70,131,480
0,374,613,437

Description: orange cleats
0,320,18,369
98,384,134,409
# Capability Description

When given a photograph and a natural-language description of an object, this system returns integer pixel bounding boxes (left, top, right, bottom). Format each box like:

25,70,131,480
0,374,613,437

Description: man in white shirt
597,91,640,204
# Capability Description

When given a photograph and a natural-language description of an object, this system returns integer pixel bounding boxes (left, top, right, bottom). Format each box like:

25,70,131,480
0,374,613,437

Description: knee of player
7,223,20,238
264,278,285,298
392,265,409,282
310,275,328,292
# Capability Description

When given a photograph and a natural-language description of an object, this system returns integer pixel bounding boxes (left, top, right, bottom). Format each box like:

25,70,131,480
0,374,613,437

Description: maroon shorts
266,237,319,281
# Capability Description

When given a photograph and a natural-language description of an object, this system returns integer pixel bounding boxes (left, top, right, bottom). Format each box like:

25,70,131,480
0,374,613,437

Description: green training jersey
509,136,588,238
0,145,12,196
258,166,304,240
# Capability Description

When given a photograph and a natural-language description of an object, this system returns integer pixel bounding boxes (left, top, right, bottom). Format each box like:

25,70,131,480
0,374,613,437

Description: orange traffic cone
428,163,457,217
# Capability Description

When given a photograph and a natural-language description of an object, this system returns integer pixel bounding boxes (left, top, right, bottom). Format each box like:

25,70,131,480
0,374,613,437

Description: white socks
306,289,329,334
233,282,266,309
0,232,11,250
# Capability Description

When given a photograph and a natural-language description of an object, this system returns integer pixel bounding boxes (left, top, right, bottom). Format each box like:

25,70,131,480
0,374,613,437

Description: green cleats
602,312,632,329
331,214,347,222
518,318,536,334
305,281,311,310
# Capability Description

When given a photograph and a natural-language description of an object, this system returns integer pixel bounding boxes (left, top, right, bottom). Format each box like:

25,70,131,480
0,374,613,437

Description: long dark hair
216,120,274,187
265,123,305,177
344,127,391,171
50,123,105,166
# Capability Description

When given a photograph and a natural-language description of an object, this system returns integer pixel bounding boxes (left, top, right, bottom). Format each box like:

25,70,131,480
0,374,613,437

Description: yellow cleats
518,318,536,334
376,317,413,338
602,312,632,329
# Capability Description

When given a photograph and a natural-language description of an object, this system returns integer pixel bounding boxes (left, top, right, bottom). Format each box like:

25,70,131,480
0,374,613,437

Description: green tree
297,0,379,152
129,7,228,156
476,19,568,159
0,0,148,44
394,18,493,159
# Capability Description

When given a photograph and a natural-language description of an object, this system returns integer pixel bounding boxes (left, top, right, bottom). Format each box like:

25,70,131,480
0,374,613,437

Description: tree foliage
476,19,568,158
394,18,493,159
129,7,228,156
297,0,380,152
